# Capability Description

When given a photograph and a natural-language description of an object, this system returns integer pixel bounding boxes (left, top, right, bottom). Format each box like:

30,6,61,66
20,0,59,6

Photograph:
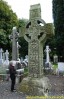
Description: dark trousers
10,75,16,91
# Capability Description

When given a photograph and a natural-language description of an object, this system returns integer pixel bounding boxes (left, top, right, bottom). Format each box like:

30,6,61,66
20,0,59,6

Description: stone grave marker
19,4,54,96
17,42,21,61
9,27,19,60
45,45,52,69
20,57,24,63
53,54,58,64
4,50,9,65
45,45,51,63
3,53,5,62
5,50,9,60
0,48,3,65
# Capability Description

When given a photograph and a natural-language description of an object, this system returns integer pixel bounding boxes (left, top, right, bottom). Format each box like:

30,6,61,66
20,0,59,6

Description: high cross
20,4,54,77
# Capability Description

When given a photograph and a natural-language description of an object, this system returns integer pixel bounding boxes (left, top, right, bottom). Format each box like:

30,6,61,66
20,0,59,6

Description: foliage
18,19,28,58
0,0,28,59
0,29,7,47
24,67,28,77
0,0,18,52
52,0,64,61
52,64,58,70
19,37,28,58
18,19,28,28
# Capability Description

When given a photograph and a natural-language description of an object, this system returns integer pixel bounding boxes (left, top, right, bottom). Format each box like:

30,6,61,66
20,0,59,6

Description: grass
24,67,28,77
52,64,58,70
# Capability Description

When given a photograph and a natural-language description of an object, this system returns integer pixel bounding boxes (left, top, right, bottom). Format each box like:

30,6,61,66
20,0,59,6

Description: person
9,61,16,92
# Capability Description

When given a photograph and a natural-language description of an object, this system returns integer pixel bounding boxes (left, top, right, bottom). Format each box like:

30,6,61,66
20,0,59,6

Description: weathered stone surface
24,4,46,77
19,3,53,96
18,77,51,96
22,4,54,78
28,39,43,77
9,27,19,60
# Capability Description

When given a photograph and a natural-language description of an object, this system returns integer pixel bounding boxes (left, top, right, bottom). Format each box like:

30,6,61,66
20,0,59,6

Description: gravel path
47,75,64,96
0,80,26,99
0,75,64,99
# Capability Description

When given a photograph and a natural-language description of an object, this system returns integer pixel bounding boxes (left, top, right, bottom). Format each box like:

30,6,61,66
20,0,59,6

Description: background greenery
52,0,64,62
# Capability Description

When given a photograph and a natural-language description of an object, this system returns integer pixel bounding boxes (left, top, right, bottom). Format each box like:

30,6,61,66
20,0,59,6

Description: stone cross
4,50,9,65
5,50,9,61
3,53,5,61
24,55,28,63
0,48,3,64
20,4,54,78
21,57,24,63
17,42,21,60
53,54,58,63
9,27,19,60
25,55,28,61
45,45,51,63
0,48,3,59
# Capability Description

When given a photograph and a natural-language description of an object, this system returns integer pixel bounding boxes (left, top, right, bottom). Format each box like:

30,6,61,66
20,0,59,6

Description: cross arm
19,26,26,37
44,23,54,37
37,23,54,43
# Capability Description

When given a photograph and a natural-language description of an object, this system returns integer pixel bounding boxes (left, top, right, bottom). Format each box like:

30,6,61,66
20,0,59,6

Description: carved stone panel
28,39,39,77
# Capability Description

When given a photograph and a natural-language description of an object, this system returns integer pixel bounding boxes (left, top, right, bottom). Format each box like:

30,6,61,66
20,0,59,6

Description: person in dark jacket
9,61,16,92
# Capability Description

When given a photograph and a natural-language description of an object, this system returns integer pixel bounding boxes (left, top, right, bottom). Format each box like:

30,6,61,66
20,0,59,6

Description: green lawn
52,64,58,70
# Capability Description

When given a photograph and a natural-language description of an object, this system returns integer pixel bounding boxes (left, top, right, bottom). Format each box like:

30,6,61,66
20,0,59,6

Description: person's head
9,61,15,67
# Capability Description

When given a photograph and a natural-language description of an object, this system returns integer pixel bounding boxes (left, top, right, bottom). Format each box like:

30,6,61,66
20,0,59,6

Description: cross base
18,76,51,96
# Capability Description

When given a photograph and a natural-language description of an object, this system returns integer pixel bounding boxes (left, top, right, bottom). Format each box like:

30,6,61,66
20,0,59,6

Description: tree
52,0,64,61
0,0,18,52
18,19,28,58
0,29,7,48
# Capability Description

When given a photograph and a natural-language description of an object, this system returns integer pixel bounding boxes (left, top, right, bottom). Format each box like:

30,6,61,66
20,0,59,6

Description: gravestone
4,50,9,65
9,27,19,60
53,54,58,64
25,55,28,62
19,4,54,96
20,57,24,63
0,48,3,65
17,42,21,61
5,50,9,60
45,45,51,69
23,55,28,66
3,53,5,62
45,45,51,63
